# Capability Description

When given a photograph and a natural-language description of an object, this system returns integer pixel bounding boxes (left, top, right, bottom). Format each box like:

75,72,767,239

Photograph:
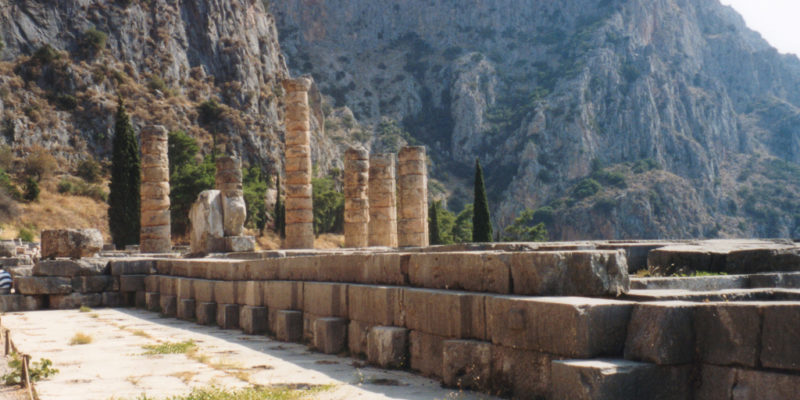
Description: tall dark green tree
108,99,141,248
429,201,441,245
472,159,493,242
168,130,215,236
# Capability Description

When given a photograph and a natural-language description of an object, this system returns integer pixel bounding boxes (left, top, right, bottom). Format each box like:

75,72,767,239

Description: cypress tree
108,98,141,248
472,158,493,242
429,201,441,245
274,174,285,237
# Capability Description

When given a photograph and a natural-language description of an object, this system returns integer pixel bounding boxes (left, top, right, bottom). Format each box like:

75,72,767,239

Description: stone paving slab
1,309,495,400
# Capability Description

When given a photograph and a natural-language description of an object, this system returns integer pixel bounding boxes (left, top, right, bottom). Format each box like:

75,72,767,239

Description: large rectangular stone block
110,259,156,276
313,317,347,354
694,303,762,367
120,275,147,292
192,279,215,303
196,302,217,326
408,252,510,293
158,276,177,296
217,303,240,330
277,256,319,281
240,306,268,335
404,288,486,340
145,292,160,312
362,253,408,286
486,296,634,357
348,284,403,326
247,259,280,281
696,364,800,400
144,275,159,292
0,295,43,312
71,276,115,293
265,281,304,310
15,276,73,295
317,254,369,283
491,346,558,399
178,298,196,321
349,320,373,357
760,303,800,371
49,293,102,309
624,301,696,365
409,330,446,378
33,258,109,276
303,282,348,318
101,292,122,308
551,359,691,400
159,295,177,317
235,281,265,306
367,326,408,369
274,310,303,342
176,277,194,300
213,281,236,305
442,340,492,392
508,251,629,296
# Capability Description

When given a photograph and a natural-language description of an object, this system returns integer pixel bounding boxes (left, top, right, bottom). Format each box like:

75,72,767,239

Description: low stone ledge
486,296,634,358
33,259,109,277
624,301,696,365
551,359,691,400
403,288,486,340
696,364,800,400
15,276,73,295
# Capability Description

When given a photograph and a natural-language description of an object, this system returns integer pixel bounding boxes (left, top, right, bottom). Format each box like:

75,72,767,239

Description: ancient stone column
368,153,398,247
344,146,369,248
282,77,315,249
140,125,171,253
397,146,428,247
215,156,246,237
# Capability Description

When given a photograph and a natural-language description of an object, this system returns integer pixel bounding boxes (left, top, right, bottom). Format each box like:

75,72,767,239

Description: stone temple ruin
0,78,798,399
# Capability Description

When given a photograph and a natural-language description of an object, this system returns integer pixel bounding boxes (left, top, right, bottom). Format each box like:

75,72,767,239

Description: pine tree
472,158,493,242
108,98,141,248
429,201,441,245
274,174,285,237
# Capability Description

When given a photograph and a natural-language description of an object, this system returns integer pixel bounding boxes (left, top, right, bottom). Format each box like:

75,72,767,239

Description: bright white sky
720,0,800,56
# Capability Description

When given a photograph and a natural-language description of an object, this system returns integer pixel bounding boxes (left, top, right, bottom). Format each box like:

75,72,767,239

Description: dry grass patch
69,332,93,345
142,340,195,355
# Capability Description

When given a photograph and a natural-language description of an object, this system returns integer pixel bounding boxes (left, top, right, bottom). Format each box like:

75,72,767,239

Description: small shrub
76,159,102,183
83,27,107,56
69,332,92,345
23,177,39,202
17,227,34,242
23,149,57,180
57,179,73,194
1,354,59,385
0,189,17,223
572,178,601,199
147,76,167,92
79,306,92,313
31,44,60,65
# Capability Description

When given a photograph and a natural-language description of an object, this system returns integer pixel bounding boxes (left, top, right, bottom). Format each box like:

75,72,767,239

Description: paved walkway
1,309,495,400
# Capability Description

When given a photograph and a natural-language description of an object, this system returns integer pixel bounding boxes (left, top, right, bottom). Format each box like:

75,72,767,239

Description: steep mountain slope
272,0,800,239
0,0,354,177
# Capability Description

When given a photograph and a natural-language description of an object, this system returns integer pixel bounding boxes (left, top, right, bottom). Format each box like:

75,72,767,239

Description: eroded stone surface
41,229,103,259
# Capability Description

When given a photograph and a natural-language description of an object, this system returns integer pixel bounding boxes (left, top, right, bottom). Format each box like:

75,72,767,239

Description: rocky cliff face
272,0,800,239
0,0,352,176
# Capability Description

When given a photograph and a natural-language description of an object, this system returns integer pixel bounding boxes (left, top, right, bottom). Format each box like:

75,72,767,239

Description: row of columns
282,76,428,250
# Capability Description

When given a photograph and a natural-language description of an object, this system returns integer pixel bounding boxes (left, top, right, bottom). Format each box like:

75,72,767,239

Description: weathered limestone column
282,77,315,249
397,146,428,247
140,125,171,253
215,156,246,237
368,153,398,247
344,146,369,248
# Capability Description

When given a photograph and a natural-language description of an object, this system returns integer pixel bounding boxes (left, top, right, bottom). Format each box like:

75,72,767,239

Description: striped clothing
0,269,11,293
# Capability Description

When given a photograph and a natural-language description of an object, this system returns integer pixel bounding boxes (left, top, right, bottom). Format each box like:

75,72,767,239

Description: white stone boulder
189,190,224,254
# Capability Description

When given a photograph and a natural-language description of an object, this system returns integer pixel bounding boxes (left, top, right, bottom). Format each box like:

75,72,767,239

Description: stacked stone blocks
397,146,428,247
139,126,172,253
282,78,315,249
368,153,398,247
344,147,370,248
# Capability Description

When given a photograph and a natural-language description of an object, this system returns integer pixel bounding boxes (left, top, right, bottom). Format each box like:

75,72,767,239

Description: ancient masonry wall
139,126,171,253
397,147,428,247
368,153,398,247
282,78,315,249
344,147,370,248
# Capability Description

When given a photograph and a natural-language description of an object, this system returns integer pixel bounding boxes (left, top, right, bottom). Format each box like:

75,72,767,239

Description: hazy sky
720,0,800,56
